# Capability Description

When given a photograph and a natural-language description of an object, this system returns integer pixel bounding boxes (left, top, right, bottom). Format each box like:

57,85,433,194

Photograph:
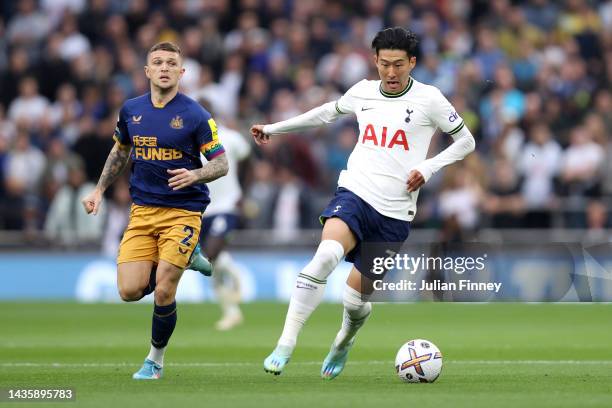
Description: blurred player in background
252,27,475,379
100,177,131,259
82,42,228,380
197,98,251,330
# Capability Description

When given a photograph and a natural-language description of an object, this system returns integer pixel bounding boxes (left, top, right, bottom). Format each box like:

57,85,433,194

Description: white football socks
277,240,345,351
333,285,372,350
213,251,242,318
147,344,166,367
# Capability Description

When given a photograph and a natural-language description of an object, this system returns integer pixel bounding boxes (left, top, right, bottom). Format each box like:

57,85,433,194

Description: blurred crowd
0,0,611,246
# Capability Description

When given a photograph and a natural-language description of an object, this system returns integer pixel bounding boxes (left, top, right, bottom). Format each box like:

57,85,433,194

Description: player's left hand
406,170,425,192
168,168,198,190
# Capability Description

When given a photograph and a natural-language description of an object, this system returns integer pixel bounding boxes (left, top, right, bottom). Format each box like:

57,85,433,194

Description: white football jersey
201,124,251,215
335,77,465,221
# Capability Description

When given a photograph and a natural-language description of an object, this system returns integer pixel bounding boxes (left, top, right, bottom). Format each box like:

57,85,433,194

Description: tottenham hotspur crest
405,108,413,123
170,115,183,129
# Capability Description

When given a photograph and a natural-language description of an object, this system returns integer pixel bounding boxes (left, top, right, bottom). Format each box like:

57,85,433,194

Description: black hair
371,27,419,57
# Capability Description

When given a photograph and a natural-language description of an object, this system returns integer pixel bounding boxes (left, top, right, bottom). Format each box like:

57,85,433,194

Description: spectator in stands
0,0,610,238
37,34,72,101
8,76,50,131
559,124,606,227
41,136,87,203
0,18,7,72
480,64,525,147
48,83,82,145
517,123,562,228
44,157,105,245
101,176,131,258
326,125,357,190
58,12,91,61
473,26,506,81
584,199,609,242
6,0,50,49
483,158,525,229
0,104,16,146
1,129,46,231
271,159,316,243
4,128,46,196
0,48,32,108
438,165,482,241
243,160,276,229
559,125,605,197
73,115,115,183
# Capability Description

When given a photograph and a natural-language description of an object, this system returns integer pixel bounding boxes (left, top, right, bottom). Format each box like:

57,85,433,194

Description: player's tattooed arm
167,153,229,190
194,153,229,183
82,142,131,215
97,143,132,192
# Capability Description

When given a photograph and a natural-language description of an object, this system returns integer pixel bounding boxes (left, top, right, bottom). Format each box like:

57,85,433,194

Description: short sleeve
113,106,131,145
428,89,465,136
197,115,225,160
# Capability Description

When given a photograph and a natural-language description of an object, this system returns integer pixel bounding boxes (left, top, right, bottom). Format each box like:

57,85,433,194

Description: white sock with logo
277,240,345,353
333,285,372,350
147,345,166,367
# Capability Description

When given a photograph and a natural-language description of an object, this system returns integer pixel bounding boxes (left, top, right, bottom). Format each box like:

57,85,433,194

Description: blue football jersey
113,92,225,212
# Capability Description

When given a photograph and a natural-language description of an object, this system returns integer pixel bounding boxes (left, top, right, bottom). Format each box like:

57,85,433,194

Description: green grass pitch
1,302,611,407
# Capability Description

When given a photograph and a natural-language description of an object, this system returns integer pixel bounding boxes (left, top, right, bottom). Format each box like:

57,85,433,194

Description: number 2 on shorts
181,226,194,247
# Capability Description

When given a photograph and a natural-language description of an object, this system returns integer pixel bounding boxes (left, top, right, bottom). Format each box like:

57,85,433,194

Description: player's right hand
406,170,425,192
81,188,103,215
250,124,270,146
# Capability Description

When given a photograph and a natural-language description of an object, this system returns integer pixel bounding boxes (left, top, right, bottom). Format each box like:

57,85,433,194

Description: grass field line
2,360,612,368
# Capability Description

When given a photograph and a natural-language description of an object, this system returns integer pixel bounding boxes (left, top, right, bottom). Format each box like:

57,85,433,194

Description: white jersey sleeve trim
262,101,342,134
411,125,476,182
334,100,350,115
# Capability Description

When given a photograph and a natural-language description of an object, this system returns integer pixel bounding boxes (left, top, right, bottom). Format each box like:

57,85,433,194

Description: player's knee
118,286,144,302
315,240,344,267
304,240,345,281
154,285,176,305
343,285,371,317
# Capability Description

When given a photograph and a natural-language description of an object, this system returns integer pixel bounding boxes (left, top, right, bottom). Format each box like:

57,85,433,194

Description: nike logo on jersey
361,107,375,111
333,205,342,213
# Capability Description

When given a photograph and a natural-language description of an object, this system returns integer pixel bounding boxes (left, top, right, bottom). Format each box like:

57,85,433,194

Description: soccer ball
395,339,443,383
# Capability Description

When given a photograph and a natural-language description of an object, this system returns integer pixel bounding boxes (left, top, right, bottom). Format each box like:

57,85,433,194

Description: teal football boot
321,339,355,380
263,345,293,376
188,243,213,276
132,359,163,380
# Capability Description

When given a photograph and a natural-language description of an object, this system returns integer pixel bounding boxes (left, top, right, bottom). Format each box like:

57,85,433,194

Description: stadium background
1,1,611,407
0,0,610,301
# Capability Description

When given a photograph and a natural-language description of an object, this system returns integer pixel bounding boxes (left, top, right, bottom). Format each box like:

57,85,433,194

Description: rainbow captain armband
200,118,225,159
201,140,225,160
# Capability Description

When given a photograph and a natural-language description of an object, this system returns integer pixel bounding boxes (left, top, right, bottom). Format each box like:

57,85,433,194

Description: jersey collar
379,77,413,98
149,91,179,109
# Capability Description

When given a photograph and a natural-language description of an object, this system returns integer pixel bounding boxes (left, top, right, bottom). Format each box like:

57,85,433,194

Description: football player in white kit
251,27,475,379
197,101,251,330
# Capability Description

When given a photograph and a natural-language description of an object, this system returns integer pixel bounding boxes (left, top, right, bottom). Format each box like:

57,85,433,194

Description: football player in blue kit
82,42,228,380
